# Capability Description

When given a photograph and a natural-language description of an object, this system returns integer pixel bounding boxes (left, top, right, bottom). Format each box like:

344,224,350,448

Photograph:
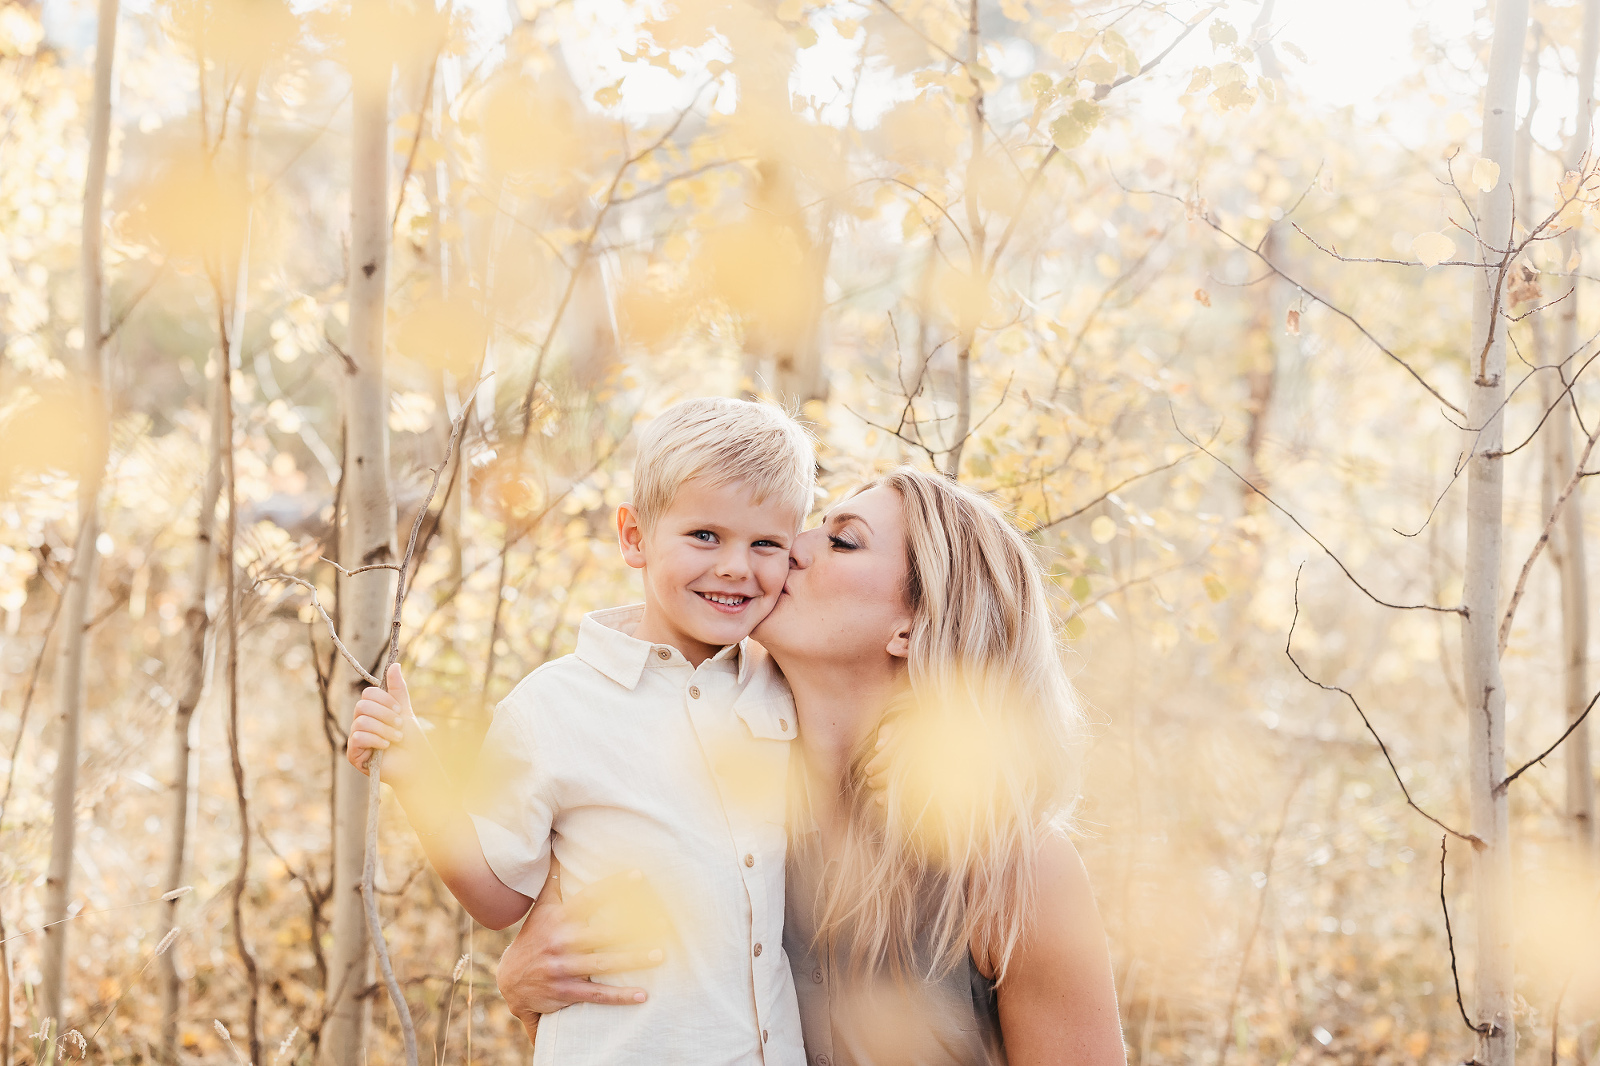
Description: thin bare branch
1498,415,1600,652
1092,2,1223,100
262,575,380,687
1176,411,1466,615
1028,449,1200,534
320,558,402,578
1287,570,1482,847
1499,686,1600,792
1123,178,1466,414
1440,838,1492,1034
0,570,64,830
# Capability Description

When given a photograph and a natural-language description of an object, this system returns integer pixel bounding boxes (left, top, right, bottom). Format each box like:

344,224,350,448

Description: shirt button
753,943,763,957
744,854,754,867
689,686,701,699
812,969,823,983
656,649,670,660
779,718,788,731
762,1030,770,1044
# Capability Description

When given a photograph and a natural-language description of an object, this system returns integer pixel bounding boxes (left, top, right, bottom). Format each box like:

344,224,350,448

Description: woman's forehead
832,482,898,522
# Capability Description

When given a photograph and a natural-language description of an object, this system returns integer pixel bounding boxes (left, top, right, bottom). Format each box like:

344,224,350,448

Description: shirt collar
575,604,749,690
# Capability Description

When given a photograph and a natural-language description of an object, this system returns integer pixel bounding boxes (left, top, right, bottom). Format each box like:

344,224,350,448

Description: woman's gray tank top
783,794,1005,1066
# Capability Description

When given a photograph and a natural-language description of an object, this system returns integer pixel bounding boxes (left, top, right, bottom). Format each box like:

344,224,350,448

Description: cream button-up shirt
469,604,803,1066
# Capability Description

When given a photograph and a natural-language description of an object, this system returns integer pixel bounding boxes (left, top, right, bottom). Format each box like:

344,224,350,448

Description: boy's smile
618,477,801,664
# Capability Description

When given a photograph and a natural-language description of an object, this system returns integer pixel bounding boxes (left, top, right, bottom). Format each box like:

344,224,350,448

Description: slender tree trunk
1552,0,1597,864
222,68,264,1066
1,894,10,1066
158,362,225,1062
324,5,397,1057
1462,3,1528,1063
946,0,984,478
39,0,118,1028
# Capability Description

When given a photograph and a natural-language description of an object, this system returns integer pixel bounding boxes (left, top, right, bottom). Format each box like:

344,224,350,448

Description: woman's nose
788,527,822,570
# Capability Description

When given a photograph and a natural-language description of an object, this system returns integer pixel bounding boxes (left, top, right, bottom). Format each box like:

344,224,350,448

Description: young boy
346,397,813,1064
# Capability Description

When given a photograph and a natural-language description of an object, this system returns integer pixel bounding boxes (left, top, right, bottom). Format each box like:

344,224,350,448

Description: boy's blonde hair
631,397,815,531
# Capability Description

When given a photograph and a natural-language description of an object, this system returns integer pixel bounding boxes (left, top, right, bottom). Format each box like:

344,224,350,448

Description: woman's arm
497,870,662,1037
992,833,1127,1066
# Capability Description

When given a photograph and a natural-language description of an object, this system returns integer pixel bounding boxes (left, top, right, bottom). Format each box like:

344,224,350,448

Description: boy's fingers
355,699,400,726
352,713,402,742
359,689,399,712
862,751,889,779
348,730,391,752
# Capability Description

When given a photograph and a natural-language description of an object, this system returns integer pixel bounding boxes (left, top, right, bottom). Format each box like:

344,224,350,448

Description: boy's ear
616,504,648,570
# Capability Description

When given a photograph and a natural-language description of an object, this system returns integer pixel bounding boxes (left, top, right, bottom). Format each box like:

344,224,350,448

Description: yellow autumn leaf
1411,231,1455,268
392,292,488,376
695,216,813,340
1471,157,1500,192
122,148,249,260
934,264,993,333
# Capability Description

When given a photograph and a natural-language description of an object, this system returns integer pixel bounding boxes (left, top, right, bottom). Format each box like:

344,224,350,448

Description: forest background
1,0,1598,1062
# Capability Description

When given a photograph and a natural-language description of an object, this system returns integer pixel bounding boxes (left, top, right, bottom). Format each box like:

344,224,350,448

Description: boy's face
618,478,800,662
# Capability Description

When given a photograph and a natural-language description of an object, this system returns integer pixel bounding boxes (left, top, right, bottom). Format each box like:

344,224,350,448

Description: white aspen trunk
774,208,833,410
1463,3,1528,1063
1552,0,1597,863
946,0,983,478
323,6,397,1058
158,364,225,1063
39,0,118,1027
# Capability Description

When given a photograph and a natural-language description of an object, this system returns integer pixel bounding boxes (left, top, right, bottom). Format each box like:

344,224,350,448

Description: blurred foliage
2,0,1599,1062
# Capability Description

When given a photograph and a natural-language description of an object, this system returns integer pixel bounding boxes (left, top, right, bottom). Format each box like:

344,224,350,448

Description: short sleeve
466,693,555,899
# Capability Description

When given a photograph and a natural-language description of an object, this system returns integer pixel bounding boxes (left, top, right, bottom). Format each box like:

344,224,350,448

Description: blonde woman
500,468,1125,1065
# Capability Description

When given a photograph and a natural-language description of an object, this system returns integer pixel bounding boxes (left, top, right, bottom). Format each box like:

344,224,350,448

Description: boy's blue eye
690,530,716,542
753,539,785,549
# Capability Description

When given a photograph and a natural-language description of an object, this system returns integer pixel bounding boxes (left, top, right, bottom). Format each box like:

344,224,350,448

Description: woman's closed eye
828,534,859,551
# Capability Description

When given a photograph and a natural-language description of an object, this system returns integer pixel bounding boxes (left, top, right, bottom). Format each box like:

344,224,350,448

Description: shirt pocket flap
734,696,796,741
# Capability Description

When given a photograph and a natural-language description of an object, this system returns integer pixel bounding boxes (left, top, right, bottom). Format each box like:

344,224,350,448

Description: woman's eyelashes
828,534,859,551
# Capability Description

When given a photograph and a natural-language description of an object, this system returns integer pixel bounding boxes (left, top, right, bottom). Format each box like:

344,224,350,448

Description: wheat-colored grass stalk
215,1020,249,1066
435,953,470,1066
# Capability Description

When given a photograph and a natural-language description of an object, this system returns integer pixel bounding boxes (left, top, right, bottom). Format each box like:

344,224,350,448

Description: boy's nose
715,547,752,578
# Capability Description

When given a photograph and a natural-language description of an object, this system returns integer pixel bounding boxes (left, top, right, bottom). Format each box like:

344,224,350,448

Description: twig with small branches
0,568,64,831
1176,411,1466,616
1287,571,1482,847
261,374,488,1066
1440,838,1494,1035
1028,449,1201,534
519,89,709,431
1498,686,1600,793
1497,415,1600,653
1217,769,1306,1066
1123,180,1467,416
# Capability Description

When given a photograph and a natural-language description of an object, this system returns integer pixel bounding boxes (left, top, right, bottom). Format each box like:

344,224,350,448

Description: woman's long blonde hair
811,468,1085,984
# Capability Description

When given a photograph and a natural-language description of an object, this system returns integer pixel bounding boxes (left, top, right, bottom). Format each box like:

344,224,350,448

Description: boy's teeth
704,593,746,605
